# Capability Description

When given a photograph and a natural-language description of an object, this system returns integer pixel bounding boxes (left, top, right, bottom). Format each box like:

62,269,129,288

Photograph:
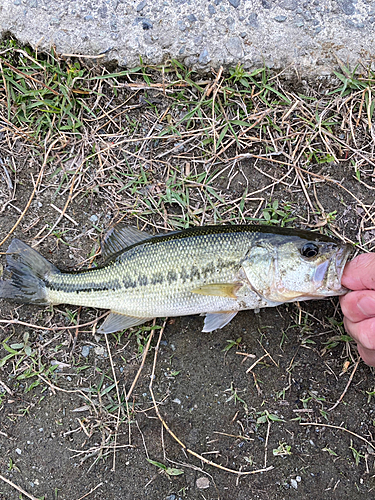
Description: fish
0,224,352,334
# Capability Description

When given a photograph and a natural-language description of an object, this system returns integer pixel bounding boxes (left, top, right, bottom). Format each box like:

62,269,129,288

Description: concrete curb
1,0,375,76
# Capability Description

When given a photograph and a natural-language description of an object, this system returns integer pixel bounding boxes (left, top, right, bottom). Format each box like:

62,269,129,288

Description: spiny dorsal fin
191,283,241,299
101,224,152,261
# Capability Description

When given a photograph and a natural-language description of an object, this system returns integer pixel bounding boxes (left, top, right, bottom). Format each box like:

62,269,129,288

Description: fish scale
0,224,352,334
46,230,253,317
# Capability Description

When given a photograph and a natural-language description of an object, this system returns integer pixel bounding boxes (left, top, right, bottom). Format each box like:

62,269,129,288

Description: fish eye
301,242,319,258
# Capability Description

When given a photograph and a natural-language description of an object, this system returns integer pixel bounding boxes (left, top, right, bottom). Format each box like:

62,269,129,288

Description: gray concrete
1,0,375,76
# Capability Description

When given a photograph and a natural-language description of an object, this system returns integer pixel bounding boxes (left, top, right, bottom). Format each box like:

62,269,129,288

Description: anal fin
191,283,241,299
202,311,238,333
98,312,151,334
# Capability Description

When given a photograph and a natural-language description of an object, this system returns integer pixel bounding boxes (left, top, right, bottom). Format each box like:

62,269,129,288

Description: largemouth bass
0,225,351,334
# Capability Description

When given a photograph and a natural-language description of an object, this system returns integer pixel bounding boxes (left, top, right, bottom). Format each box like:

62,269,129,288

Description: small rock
81,345,91,357
187,13,197,23
208,4,216,15
340,0,356,16
296,476,302,482
177,20,187,31
196,476,210,489
290,478,298,489
274,15,287,22
136,0,147,12
15,448,22,455
228,0,240,8
226,36,243,57
89,214,98,223
248,12,258,27
94,346,105,356
141,18,153,29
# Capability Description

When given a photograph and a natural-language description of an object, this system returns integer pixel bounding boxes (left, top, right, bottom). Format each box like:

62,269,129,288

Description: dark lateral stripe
46,277,122,293
46,259,239,294
46,273,152,294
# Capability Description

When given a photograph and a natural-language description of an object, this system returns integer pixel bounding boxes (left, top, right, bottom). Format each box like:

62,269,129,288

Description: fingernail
357,296,375,317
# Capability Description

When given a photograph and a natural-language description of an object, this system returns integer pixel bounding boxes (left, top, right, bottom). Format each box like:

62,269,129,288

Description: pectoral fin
191,283,241,299
98,312,151,334
202,311,238,332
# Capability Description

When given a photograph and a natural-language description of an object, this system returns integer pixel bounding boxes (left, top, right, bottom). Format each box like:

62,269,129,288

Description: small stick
125,321,155,402
50,203,79,226
264,420,271,468
0,58,60,96
0,312,109,331
0,474,40,500
0,378,13,395
300,422,375,451
75,482,104,500
246,354,268,373
328,359,360,412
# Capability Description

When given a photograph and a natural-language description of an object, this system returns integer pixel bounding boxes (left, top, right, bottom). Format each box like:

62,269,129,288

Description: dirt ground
1,45,375,499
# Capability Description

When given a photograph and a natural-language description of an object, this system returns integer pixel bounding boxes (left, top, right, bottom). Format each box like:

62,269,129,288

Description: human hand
339,253,375,366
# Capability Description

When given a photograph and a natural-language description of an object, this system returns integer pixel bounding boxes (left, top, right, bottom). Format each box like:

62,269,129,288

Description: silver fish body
0,225,351,333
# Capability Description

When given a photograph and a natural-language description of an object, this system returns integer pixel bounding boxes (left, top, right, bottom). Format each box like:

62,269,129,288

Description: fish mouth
313,243,352,295
335,244,352,289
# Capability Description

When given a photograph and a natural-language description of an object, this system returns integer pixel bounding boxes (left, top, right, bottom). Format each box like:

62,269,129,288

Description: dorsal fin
101,224,152,261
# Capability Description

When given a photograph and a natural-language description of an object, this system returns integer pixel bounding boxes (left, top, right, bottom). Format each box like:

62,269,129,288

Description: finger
340,290,375,323
341,253,375,291
357,343,375,368
343,316,375,350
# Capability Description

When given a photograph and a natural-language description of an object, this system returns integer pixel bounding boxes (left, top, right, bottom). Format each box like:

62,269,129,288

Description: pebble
94,346,105,356
177,20,187,31
274,15,287,22
187,13,197,23
89,214,98,223
228,0,240,8
340,0,356,16
248,13,258,27
290,478,298,489
136,0,147,12
16,448,22,455
226,36,243,57
136,17,153,30
196,476,210,489
81,345,91,357
208,4,216,15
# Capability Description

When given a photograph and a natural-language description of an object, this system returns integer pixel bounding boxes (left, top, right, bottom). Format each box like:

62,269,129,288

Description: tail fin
0,239,60,305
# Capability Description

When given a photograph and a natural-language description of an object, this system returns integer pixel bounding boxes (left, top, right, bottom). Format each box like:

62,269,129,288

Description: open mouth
311,243,353,296
335,243,353,290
